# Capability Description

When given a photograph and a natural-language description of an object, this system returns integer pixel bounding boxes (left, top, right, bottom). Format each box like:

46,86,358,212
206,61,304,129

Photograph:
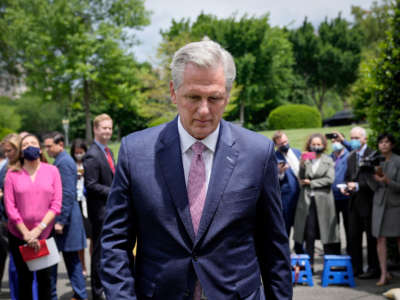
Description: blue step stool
321,255,355,287
291,254,313,286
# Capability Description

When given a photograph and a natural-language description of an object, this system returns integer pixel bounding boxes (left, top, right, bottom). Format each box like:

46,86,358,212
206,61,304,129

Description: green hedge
267,104,322,130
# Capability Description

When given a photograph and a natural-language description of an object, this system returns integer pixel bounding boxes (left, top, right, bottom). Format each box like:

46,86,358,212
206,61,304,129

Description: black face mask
310,146,324,154
22,146,41,161
279,144,290,153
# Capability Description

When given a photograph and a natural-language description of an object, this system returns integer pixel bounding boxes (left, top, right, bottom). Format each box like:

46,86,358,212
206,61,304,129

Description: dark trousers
90,216,104,299
0,222,8,288
335,200,350,254
304,197,340,265
8,233,52,300
348,207,379,275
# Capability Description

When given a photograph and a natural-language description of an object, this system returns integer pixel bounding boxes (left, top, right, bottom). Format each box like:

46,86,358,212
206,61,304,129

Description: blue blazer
275,149,301,232
54,151,86,251
100,118,292,300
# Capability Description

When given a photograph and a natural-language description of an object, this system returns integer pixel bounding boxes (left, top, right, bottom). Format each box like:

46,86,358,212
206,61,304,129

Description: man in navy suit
44,132,88,300
100,40,292,300
272,131,301,236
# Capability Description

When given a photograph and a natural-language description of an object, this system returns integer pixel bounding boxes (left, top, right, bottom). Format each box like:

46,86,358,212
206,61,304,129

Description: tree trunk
83,79,92,143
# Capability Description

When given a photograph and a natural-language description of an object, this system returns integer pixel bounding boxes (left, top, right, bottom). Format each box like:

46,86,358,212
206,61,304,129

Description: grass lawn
105,124,368,161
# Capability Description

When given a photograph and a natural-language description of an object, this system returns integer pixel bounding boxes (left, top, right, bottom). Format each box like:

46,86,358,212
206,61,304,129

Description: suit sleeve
83,153,110,197
100,137,137,299
256,141,292,300
55,160,76,225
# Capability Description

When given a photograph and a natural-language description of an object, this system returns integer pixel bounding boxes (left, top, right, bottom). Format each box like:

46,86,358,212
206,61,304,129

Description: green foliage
3,0,151,141
351,0,393,49
14,93,64,137
367,0,400,152
157,13,295,128
289,16,363,118
267,104,322,130
0,96,21,135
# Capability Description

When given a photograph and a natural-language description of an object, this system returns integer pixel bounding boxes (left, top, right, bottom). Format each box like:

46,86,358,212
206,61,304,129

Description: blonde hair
1,133,21,171
272,131,285,144
93,113,112,129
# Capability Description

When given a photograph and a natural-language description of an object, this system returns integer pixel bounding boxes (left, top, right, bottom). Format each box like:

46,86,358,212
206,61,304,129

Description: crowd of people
273,127,400,286
0,39,398,300
0,113,115,300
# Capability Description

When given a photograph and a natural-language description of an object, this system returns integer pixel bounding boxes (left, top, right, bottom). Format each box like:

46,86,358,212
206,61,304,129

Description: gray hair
351,126,367,138
170,39,236,93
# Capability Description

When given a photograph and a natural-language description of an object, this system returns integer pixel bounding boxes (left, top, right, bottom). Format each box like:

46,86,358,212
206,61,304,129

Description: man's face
44,138,63,158
275,134,289,150
170,63,229,140
350,130,367,146
94,120,113,144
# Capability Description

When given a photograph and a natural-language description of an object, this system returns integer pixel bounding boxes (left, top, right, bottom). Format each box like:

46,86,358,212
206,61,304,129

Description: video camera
359,150,385,173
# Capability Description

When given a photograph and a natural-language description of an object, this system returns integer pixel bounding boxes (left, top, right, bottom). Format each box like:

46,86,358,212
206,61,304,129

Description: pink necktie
188,141,206,300
188,141,206,235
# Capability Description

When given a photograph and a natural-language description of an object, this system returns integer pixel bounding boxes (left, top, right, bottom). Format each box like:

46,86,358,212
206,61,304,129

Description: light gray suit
294,154,339,244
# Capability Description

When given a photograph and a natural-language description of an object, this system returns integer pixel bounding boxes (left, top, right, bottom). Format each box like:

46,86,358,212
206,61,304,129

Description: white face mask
332,142,344,152
75,153,85,161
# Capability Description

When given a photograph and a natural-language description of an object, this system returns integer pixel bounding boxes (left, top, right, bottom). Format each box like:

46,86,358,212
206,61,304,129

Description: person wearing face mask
273,131,303,252
340,126,379,279
293,133,339,267
70,138,91,278
4,134,62,300
330,135,351,255
43,132,88,300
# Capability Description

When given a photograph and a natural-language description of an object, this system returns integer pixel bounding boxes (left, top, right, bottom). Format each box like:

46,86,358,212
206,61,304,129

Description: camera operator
340,126,379,278
368,133,400,286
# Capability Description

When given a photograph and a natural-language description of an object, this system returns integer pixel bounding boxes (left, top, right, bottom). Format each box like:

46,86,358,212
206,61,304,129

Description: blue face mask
332,142,344,152
23,146,41,161
350,139,361,151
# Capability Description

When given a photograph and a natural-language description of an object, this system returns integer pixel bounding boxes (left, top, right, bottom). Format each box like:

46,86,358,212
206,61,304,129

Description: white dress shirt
177,117,219,193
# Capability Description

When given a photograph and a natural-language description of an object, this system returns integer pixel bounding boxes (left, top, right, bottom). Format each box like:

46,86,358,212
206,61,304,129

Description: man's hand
347,182,357,191
0,188,3,198
54,223,64,235
278,163,289,174
333,131,345,143
300,179,311,186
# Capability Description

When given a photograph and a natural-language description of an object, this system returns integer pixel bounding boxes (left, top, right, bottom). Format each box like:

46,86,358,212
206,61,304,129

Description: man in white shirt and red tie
83,113,115,300
100,40,292,300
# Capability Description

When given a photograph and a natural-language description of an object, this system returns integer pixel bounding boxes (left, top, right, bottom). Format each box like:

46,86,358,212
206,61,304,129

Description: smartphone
325,133,338,139
301,152,316,160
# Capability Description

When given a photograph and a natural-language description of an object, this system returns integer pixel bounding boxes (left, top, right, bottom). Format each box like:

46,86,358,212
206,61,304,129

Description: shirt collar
94,140,108,154
358,143,367,156
177,116,220,154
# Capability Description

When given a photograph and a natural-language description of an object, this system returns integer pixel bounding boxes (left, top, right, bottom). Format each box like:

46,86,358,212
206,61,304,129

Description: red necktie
105,147,115,174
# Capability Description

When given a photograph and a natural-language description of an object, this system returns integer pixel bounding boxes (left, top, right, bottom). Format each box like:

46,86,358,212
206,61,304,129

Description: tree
3,0,150,141
351,0,393,49
156,14,294,128
289,16,363,118
367,0,400,151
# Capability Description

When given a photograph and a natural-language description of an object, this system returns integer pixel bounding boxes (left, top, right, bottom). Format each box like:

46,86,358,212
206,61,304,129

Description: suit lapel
94,143,114,176
157,119,196,243
195,121,238,245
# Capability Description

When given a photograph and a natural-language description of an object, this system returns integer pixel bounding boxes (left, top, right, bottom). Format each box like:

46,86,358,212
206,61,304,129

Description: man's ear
170,81,177,104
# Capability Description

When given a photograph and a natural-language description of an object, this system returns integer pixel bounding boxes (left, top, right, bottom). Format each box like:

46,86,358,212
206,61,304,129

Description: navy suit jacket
100,118,292,300
54,151,86,251
275,149,301,232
